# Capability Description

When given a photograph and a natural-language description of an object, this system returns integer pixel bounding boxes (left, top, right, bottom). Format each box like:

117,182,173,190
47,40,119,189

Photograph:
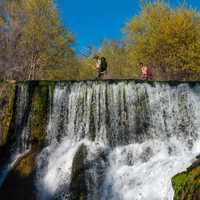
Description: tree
125,2,200,80
78,46,98,80
0,0,78,80
99,40,131,79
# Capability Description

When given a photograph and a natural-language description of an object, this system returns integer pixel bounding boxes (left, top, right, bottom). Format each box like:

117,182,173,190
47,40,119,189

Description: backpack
100,57,107,72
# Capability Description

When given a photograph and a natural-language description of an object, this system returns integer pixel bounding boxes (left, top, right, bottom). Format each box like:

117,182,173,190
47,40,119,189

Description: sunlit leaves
126,2,200,79
0,0,78,80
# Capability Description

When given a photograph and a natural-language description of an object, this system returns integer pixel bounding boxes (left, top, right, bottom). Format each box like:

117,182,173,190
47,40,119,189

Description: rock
0,99,7,108
172,159,200,200
187,159,200,171
69,144,88,200
0,82,16,146
196,154,200,159
7,80,16,84
68,144,108,200
31,83,49,143
0,151,37,200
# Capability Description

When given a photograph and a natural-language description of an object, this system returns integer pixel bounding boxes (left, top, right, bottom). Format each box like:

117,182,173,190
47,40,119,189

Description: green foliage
126,2,200,80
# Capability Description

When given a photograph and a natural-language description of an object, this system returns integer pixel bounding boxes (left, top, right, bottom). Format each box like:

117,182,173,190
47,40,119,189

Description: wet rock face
69,144,88,200
0,82,16,147
0,99,7,109
0,82,16,170
31,82,49,144
68,144,108,200
84,148,108,200
0,127,2,146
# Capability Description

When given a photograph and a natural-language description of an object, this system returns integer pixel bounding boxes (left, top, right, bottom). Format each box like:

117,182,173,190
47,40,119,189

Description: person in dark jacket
93,55,107,79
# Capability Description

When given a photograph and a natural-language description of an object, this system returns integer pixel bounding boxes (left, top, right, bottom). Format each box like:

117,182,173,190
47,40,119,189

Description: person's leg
100,70,106,79
96,68,101,79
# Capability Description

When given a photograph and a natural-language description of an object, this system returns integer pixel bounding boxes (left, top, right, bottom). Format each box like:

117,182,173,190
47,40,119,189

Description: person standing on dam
93,55,108,79
139,62,153,80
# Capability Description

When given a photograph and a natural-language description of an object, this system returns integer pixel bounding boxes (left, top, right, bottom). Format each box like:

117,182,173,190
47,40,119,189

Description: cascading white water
12,83,32,153
35,81,200,200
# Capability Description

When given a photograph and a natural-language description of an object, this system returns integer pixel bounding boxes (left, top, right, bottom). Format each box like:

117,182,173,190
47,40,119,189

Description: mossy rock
0,151,37,200
14,151,36,177
172,159,200,200
31,83,49,143
0,82,16,146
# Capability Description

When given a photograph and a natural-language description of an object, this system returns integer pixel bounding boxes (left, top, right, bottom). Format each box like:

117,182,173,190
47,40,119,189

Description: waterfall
1,81,200,200
0,83,32,187
11,83,32,153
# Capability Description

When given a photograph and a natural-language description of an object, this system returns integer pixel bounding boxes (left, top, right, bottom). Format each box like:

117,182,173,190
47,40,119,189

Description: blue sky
56,0,200,53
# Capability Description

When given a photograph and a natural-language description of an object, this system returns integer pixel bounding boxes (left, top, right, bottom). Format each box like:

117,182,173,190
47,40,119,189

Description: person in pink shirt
139,62,153,80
